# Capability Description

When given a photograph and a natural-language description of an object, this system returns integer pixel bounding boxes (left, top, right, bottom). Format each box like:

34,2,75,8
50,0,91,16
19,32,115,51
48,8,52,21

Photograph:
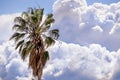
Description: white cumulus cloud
53,0,120,51
0,13,20,41
0,41,32,80
0,41,120,80
0,0,120,80
43,41,120,80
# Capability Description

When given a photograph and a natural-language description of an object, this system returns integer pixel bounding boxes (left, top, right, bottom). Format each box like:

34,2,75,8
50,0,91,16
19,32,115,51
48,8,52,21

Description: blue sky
0,0,120,14
86,0,120,5
0,0,55,14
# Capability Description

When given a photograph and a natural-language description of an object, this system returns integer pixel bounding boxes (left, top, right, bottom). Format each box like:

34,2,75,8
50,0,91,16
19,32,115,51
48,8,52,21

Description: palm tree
10,8,59,80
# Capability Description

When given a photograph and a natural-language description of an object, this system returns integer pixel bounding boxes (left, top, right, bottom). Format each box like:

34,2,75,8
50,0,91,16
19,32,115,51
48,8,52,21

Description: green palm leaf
10,32,25,42
19,44,23,53
13,24,28,32
42,51,49,67
14,17,26,25
45,37,55,48
45,18,55,25
15,40,24,49
20,47,28,60
40,13,54,33
43,51,49,60
49,29,59,40
47,14,53,19
22,12,29,22
20,41,34,60
36,8,44,24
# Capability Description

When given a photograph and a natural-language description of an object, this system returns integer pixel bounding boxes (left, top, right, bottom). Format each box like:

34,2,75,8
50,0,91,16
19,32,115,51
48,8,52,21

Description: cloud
109,23,120,35
92,25,103,32
0,0,120,80
0,41,32,80
0,13,20,41
42,41,120,80
0,41,120,80
53,0,120,51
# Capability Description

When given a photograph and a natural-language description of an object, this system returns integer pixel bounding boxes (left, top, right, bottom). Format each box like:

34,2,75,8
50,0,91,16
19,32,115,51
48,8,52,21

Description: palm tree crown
10,8,59,80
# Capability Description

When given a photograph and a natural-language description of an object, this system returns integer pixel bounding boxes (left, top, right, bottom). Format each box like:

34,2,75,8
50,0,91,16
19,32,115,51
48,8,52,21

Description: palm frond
12,24,28,32
31,15,38,24
45,18,55,25
49,29,59,40
40,13,54,33
28,43,35,53
47,14,53,19
44,37,55,48
15,40,24,49
35,26,41,33
14,17,26,25
36,8,44,23
25,41,35,53
40,25,51,33
10,32,25,42
28,8,34,15
20,47,28,60
42,51,49,67
44,14,54,25
20,41,34,60
43,51,49,60
19,44,23,53
22,11,31,23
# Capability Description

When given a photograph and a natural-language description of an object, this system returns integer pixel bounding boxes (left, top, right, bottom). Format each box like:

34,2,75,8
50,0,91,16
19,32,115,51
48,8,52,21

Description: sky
0,0,120,14
0,0,55,14
0,0,120,80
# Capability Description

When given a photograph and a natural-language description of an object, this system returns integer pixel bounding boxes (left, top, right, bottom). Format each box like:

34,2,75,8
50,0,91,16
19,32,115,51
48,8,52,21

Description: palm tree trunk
37,44,44,80
37,60,43,80
38,70,42,80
